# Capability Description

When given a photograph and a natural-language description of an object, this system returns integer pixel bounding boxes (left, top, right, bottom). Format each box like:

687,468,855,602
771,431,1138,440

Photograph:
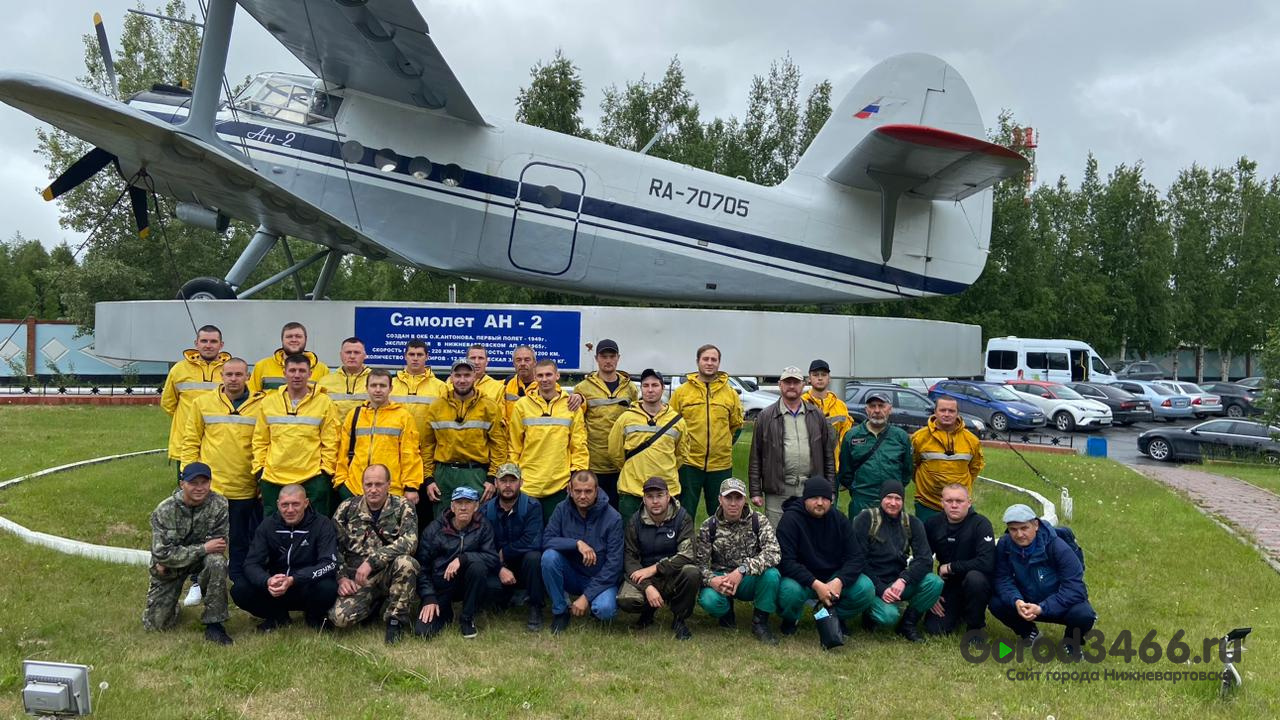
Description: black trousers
421,561,492,624
595,472,621,510
924,570,991,635
227,498,263,586
231,576,337,626
495,550,545,609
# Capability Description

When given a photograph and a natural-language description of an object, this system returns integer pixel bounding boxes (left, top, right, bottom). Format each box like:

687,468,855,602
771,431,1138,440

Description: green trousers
698,567,781,617
679,466,733,520
261,474,330,516
432,465,487,518
868,573,945,628
913,502,942,524
778,573,875,621
618,493,642,525
536,489,568,526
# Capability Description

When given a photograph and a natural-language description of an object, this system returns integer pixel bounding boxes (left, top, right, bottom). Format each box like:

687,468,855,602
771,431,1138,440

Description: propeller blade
128,186,150,239
41,147,115,201
93,12,119,98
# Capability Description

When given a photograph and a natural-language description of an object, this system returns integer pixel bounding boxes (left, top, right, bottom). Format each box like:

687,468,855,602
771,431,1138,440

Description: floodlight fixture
22,661,92,716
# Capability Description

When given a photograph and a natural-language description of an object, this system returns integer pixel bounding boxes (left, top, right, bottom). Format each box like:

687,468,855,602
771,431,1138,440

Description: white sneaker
183,583,203,607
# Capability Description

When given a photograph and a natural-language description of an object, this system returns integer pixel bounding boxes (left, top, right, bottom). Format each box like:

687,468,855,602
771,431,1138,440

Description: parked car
1138,419,1280,464
669,374,775,420
1200,382,1261,418
1004,380,1112,432
1113,380,1195,422
1236,376,1266,391
928,380,1046,432
1114,361,1166,381
845,383,988,435
1067,382,1154,425
1153,381,1224,418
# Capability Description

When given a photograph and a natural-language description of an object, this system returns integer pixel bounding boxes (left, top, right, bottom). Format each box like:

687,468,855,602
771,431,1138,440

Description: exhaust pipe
175,202,230,234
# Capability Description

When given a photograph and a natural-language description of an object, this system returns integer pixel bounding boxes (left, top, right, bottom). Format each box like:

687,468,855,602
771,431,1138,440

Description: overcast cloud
1,0,1277,250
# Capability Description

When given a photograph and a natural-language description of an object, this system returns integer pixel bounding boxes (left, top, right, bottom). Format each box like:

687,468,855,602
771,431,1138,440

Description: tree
514,49,591,139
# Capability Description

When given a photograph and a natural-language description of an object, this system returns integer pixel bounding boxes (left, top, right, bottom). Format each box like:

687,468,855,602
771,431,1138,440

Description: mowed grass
0,408,1278,719
1207,460,1280,496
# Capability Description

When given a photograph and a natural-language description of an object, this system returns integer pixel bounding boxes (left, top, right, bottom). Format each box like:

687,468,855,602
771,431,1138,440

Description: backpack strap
346,405,362,464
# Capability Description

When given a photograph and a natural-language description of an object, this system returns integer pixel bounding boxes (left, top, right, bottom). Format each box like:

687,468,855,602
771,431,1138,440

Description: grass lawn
1207,460,1280,496
1,407,1279,719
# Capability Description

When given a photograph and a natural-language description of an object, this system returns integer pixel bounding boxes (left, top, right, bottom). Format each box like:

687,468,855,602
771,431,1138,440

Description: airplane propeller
93,12,119,99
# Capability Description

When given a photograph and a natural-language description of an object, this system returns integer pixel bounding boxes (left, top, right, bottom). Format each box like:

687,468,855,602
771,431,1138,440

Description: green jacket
836,423,913,513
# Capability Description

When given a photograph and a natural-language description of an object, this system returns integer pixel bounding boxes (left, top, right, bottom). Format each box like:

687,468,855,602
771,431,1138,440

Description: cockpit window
232,73,343,126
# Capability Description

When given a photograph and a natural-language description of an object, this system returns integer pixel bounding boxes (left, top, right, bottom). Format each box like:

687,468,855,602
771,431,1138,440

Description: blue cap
180,462,212,483
1002,504,1038,523
451,486,480,502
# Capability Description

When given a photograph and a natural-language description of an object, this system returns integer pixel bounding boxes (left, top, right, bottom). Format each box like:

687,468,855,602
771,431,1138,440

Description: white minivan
983,337,1117,384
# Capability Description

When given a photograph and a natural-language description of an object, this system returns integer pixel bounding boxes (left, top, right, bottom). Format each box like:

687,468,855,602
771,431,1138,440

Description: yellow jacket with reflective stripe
448,374,505,405
421,389,507,480
802,390,855,471
391,370,448,440
668,372,744,472
508,389,589,498
910,416,985,511
334,401,422,496
180,387,265,500
608,403,688,498
574,371,638,473
317,367,371,420
502,374,537,420
252,386,341,486
161,349,230,460
248,349,329,394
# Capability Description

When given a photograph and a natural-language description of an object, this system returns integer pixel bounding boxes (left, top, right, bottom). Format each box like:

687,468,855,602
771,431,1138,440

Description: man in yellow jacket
162,324,229,474
181,357,264,585
318,337,372,419
391,338,448,440
910,396,985,522
422,360,507,518
669,344,744,518
334,369,422,503
570,339,637,510
802,359,854,500
252,354,340,516
608,368,688,523
509,359,589,524
464,344,506,404
502,345,539,420
249,321,329,393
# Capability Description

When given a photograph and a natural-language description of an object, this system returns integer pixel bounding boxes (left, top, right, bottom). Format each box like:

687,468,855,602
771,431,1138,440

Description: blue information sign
354,307,582,370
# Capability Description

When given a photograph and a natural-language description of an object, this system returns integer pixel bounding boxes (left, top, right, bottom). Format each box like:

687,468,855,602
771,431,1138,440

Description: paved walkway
1133,465,1280,567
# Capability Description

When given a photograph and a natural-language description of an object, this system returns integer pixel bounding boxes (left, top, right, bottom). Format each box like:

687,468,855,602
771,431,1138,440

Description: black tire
990,412,1009,432
1053,411,1076,433
1264,452,1280,467
1226,403,1245,418
177,277,236,300
1146,437,1173,462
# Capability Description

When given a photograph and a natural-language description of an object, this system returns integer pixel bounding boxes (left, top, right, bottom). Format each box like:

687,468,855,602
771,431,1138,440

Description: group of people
145,322,1095,653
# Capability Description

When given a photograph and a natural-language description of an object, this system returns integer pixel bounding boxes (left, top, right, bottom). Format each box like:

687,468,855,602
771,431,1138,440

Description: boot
384,618,403,645
896,608,925,643
203,622,233,645
751,611,778,645
672,618,692,640
718,602,738,629
633,608,656,630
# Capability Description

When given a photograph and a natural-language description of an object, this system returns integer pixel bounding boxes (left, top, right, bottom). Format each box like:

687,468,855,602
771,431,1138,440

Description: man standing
480,463,545,631
333,368,422,502
851,481,942,642
142,462,233,645
837,390,913,516
802,359,853,480
608,368,688,523
232,484,339,631
911,396,984,521
249,322,328,393
923,484,995,639
775,476,875,636
503,345,539,419
570,339,637,508
541,471,624,634
669,344,744,518
162,325,229,478
618,477,700,640
991,504,1095,657
329,465,420,644
750,366,834,529
391,339,449,441
317,336,371,420
509,359,589,524
252,354,340,516
421,360,506,515
415,487,500,639
463,344,505,404
690,478,783,644
182,358,265,586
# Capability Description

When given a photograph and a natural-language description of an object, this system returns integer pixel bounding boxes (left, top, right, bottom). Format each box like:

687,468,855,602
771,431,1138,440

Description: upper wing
828,124,1028,201
236,0,484,125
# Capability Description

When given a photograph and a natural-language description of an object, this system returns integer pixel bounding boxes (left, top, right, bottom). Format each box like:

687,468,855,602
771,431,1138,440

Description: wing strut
181,0,235,143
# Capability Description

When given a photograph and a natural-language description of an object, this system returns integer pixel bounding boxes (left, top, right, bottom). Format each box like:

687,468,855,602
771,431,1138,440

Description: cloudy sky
1,0,1278,250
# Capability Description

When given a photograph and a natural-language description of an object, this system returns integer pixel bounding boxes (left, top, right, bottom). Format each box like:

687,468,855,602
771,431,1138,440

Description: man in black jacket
617,477,700,640
415,486,500,639
923,484,995,638
851,480,941,642
232,484,339,631
775,476,874,636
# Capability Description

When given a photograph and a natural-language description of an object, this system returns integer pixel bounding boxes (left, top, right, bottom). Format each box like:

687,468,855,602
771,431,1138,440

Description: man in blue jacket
415,486,500,639
541,470,624,634
991,504,1095,657
480,463,546,632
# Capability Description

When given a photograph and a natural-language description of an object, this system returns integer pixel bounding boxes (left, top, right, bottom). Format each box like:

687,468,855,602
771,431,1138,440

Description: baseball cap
180,462,212,483
719,477,747,496
780,366,804,381
495,463,521,481
1002,504,1038,523
451,486,481,502
864,389,892,404
451,359,474,372
595,338,620,354
809,359,830,373
640,368,663,384
642,477,667,493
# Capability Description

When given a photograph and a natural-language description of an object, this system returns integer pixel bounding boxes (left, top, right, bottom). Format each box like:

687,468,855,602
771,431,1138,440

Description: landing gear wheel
177,277,236,300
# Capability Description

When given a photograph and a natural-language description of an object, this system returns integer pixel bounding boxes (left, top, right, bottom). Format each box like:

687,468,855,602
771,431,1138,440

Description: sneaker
896,622,925,643
526,606,543,632
1019,627,1041,644
861,613,877,632
414,618,443,639
255,616,292,633
838,619,850,637
550,613,571,635
384,619,403,645
1060,639,1081,661
780,619,798,636
204,622,233,645
633,609,656,631
966,632,988,649
183,583,203,607
460,617,478,639
752,618,779,645
672,618,692,641
718,609,738,629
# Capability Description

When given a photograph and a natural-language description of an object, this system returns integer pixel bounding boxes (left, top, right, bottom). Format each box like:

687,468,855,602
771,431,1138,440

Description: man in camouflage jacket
328,464,421,644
